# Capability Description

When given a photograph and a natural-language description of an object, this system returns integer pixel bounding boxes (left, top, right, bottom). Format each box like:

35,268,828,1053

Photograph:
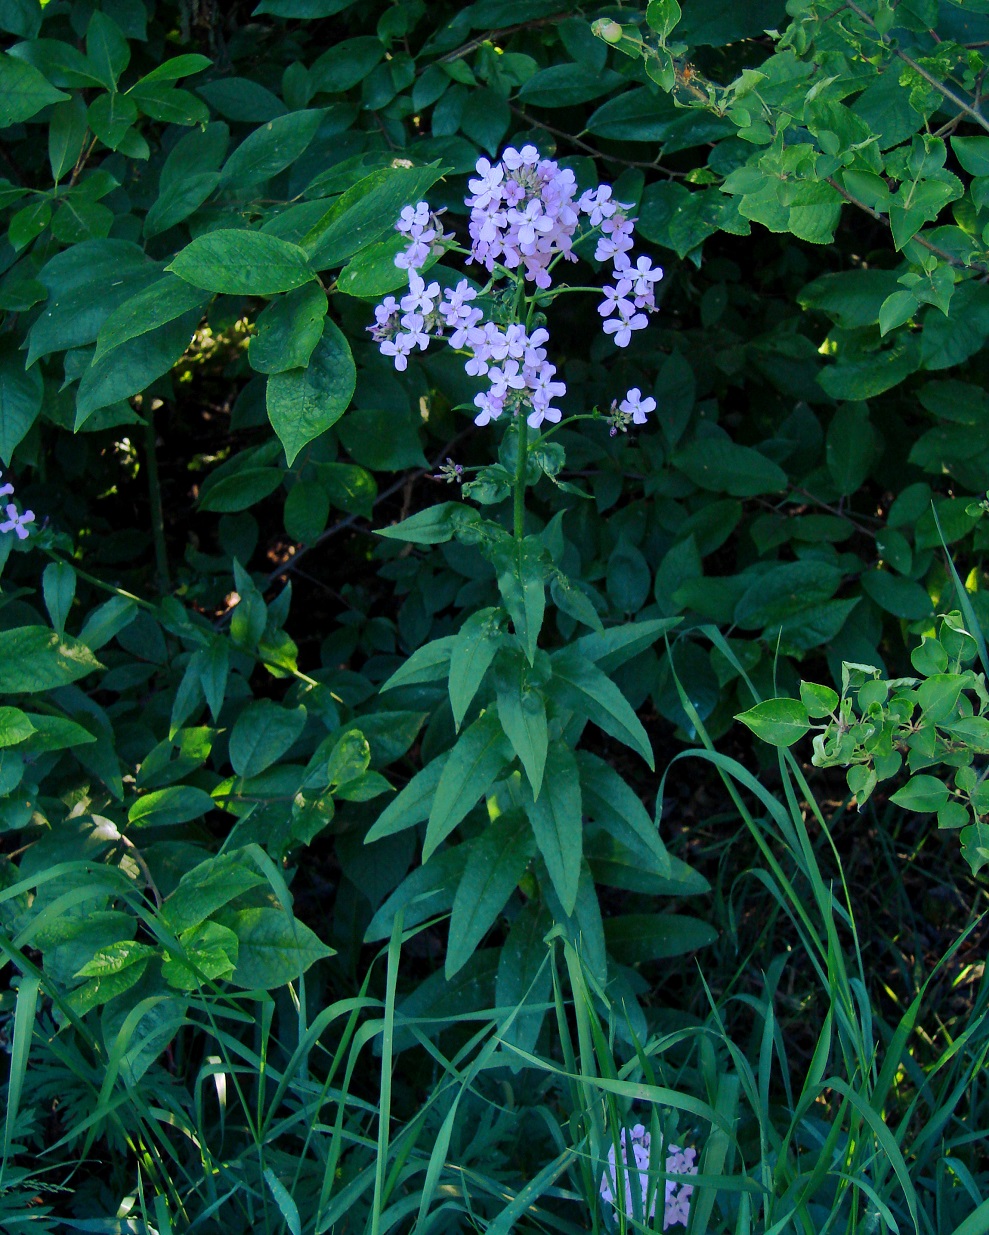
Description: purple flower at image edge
0,470,34,539
599,1125,698,1231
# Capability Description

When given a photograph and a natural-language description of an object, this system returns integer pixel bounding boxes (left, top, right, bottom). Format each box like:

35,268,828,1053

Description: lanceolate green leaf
522,743,581,915
494,655,548,799
577,750,670,872
219,109,324,187
365,753,449,842
489,536,547,665
495,898,552,1056
446,811,535,978
423,711,512,860
380,637,456,692
604,913,718,964
449,608,503,729
551,646,654,768
575,617,682,673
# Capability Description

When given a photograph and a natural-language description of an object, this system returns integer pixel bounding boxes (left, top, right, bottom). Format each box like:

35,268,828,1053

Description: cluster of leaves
742,605,989,875
0,0,988,1227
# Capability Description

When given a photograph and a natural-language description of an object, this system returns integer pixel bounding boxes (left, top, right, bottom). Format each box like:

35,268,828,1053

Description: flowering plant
363,147,692,1050
600,1124,698,1231
370,144,661,537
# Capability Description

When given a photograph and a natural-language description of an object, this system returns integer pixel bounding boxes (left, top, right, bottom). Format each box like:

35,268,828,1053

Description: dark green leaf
446,810,534,977
168,230,314,296
495,655,548,799
229,701,307,778
522,743,580,914
449,607,502,729
673,437,787,496
424,710,512,859
220,109,324,187
249,283,327,374
0,51,69,126
551,646,654,768
302,162,448,269
266,318,356,465
604,913,718,964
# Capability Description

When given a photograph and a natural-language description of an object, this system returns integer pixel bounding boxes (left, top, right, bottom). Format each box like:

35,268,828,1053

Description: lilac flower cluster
394,201,451,272
369,146,663,431
599,1125,697,1231
466,144,581,289
0,469,34,540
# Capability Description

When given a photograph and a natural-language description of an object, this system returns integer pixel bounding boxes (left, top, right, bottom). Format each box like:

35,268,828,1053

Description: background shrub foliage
1,0,989,1229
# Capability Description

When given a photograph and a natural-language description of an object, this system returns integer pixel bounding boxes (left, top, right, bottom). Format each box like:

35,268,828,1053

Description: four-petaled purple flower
0,470,34,541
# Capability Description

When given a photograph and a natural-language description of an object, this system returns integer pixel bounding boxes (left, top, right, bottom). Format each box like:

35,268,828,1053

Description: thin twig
825,176,989,274
508,102,686,177
846,0,989,136
434,16,565,66
262,430,472,591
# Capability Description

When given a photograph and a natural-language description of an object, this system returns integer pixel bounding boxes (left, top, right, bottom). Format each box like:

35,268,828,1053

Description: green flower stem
513,420,528,542
530,412,604,451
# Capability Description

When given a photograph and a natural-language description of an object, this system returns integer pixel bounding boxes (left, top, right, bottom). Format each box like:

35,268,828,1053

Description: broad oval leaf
168,229,314,295
266,318,356,465
735,698,811,748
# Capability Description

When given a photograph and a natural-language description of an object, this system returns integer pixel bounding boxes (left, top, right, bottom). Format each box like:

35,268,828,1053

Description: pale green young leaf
735,698,811,747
